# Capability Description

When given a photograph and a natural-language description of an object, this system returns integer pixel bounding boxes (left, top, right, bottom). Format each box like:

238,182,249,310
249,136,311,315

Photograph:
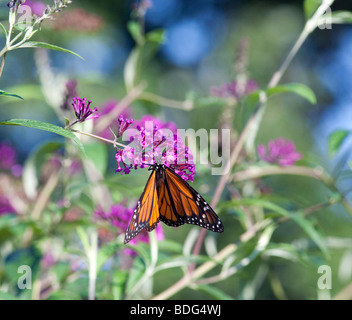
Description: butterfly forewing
124,170,160,244
162,167,224,233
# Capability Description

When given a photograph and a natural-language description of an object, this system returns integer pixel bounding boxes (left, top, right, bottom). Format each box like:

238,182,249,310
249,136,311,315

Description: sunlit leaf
328,129,350,157
127,21,144,45
146,29,166,44
266,83,317,104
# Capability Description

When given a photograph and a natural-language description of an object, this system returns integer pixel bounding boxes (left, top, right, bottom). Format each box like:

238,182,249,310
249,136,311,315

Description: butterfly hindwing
124,170,160,244
161,167,224,233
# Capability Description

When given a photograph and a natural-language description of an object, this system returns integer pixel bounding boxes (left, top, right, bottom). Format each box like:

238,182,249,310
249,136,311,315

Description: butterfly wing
159,167,224,233
124,170,160,244
156,167,185,228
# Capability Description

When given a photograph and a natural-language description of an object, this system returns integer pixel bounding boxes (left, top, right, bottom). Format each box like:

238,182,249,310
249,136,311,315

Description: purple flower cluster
257,138,302,167
211,79,258,99
115,115,196,182
95,203,164,255
117,114,134,138
72,97,99,123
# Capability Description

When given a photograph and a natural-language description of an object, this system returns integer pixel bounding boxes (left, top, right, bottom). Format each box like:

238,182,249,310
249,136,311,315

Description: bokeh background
1,0,352,300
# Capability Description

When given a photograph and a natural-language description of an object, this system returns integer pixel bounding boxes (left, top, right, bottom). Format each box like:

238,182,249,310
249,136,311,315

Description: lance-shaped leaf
0,119,86,156
0,90,23,100
17,41,84,60
266,83,317,104
328,129,350,157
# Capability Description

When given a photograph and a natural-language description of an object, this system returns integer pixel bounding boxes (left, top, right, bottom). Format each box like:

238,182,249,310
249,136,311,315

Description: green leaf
17,41,84,60
146,29,166,44
291,211,327,256
242,90,262,111
0,22,8,37
329,10,352,24
328,130,350,157
124,47,142,92
125,257,147,295
127,21,144,45
195,284,234,300
0,89,24,100
304,0,322,20
263,243,312,265
2,84,44,102
0,119,86,156
267,83,317,104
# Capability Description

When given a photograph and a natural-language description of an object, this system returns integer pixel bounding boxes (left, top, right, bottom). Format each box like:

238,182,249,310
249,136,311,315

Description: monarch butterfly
124,163,224,244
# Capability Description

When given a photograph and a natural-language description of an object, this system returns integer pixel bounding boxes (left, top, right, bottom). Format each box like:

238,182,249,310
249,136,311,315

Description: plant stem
0,52,7,79
70,129,126,149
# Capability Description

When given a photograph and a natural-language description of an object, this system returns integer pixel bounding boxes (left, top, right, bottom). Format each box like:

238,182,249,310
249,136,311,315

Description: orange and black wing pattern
124,164,224,244
156,167,185,228
159,166,224,233
124,170,160,244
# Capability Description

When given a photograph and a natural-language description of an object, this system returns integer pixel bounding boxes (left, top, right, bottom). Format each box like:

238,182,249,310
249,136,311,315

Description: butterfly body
124,164,224,244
